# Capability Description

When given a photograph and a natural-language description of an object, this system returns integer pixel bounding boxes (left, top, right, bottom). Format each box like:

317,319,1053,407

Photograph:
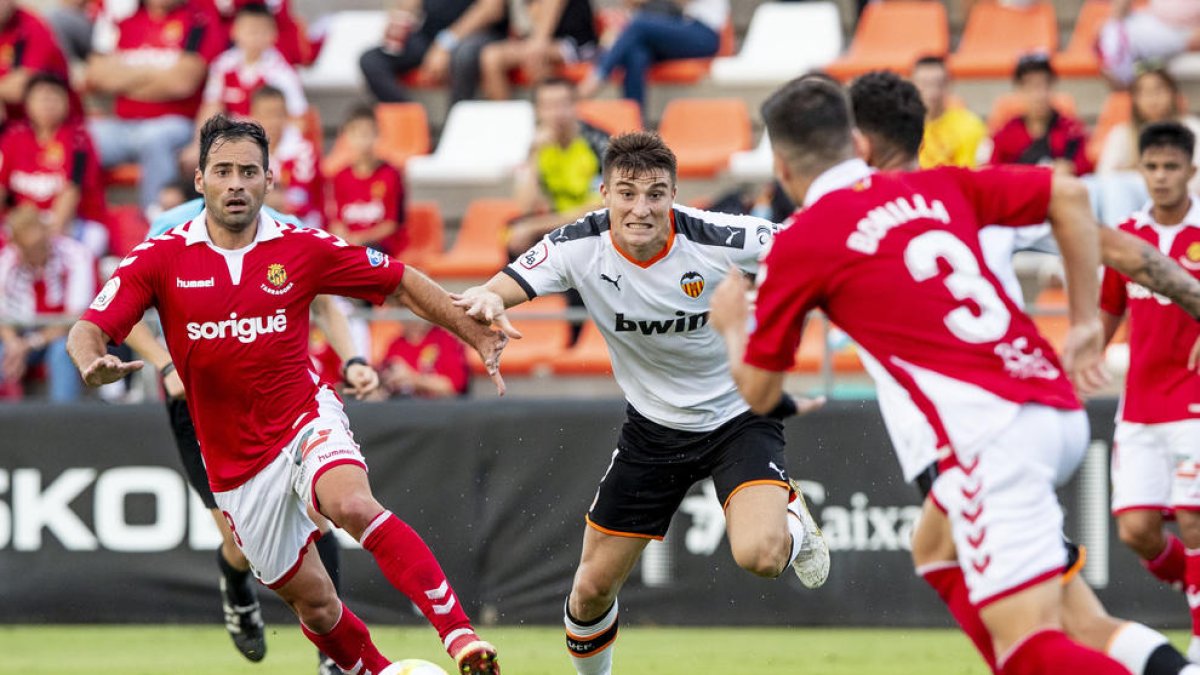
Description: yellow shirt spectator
919,106,987,168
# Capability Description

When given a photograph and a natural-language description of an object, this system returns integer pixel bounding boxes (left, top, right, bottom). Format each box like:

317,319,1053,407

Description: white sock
564,597,618,675
1106,621,1200,675
785,509,806,567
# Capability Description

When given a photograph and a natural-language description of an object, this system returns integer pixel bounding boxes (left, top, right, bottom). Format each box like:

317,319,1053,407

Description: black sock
1145,643,1192,675
217,548,256,606
315,530,341,594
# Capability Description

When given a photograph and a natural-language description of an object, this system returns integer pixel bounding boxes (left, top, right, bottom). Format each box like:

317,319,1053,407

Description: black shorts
167,397,216,509
586,405,790,539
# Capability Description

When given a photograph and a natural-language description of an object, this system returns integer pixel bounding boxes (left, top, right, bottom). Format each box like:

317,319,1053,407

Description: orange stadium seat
322,103,429,176
826,1,950,80
369,318,405,366
646,18,735,84
947,1,1057,79
986,91,1078,134
422,198,519,279
104,163,141,188
401,201,444,268
467,294,570,374
1052,0,1112,78
1031,288,1070,353
1087,91,1132,163
576,99,643,135
791,317,863,373
551,320,613,375
658,98,751,178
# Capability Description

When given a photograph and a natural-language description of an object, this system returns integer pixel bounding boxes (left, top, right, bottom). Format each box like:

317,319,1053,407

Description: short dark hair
603,131,677,184
23,70,69,100
234,3,275,21
250,84,285,105
849,71,926,164
1139,120,1196,158
761,75,854,173
342,104,376,130
198,114,270,171
1014,52,1055,83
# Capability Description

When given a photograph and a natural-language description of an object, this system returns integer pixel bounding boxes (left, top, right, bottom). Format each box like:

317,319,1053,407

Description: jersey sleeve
735,215,778,274
1100,263,1128,317
80,243,160,344
941,164,1053,229
502,233,575,299
744,215,828,372
309,230,405,305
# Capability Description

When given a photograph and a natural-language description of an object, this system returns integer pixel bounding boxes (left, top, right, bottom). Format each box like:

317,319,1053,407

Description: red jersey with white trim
0,235,95,324
0,8,79,121
111,5,226,119
203,46,307,117
0,121,107,223
1101,207,1200,424
197,0,312,65
330,163,406,256
80,212,405,491
746,160,1079,456
274,125,323,228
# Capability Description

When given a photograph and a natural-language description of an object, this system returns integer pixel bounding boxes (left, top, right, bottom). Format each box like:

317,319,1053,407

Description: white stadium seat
300,11,386,90
405,101,535,186
727,132,774,182
710,2,843,85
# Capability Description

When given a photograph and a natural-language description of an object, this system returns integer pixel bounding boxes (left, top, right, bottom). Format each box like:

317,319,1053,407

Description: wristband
160,362,176,378
342,356,369,379
435,29,459,51
766,393,799,420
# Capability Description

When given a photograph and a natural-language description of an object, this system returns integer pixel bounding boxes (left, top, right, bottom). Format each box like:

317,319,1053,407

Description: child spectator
327,107,406,256
251,85,323,229
991,53,1092,176
197,0,314,66
381,321,469,398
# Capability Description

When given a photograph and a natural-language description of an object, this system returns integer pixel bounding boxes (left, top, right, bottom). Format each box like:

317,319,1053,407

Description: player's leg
724,484,790,577
1167,420,1200,661
309,508,342,675
1113,422,1185,587
478,40,519,101
565,525,648,675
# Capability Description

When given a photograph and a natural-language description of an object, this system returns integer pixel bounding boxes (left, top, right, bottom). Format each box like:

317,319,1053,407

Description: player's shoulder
546,209,609,247
673,204,775,249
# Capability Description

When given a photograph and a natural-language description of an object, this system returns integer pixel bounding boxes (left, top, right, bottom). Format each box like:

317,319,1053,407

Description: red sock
1145,534,1186,587
921,563,997,673
299,603,390,674
360,510,472,642
999,630,1129,675
1187,548,1200,639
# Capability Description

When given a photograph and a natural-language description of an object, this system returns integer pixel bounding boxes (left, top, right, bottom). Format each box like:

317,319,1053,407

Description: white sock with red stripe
564,597,618,675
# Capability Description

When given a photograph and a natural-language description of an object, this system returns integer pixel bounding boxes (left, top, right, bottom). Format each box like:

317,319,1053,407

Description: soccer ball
378,659,450,675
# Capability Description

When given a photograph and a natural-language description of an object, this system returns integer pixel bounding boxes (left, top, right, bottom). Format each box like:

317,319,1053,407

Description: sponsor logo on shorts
680,271,705,298
317,448,355,463
89,277,120,311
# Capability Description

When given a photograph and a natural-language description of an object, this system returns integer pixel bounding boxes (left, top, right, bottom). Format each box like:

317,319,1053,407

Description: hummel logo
177,277,215,288
601,273,621,291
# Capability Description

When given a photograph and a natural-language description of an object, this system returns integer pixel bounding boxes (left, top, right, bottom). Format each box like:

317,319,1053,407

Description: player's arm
1046,175,1108,394
1100,227,1200,319
123,52,208,101
391,266,517,394
709,271,787,414
67,320,144,386
124,319,185,399
311,294,379,400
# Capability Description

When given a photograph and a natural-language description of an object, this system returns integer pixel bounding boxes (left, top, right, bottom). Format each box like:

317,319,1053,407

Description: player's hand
451,288,524,340
344,362,381,400
1062,318,1110,396
472,327,510,396
420,44,451,82
81,354,143,387
1189,334,1200,373
163,368,186,400
708,269,751,335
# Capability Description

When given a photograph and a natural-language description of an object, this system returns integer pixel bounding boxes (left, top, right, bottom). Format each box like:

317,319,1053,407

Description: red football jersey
0,8,78,121
0,121,107,223
197,0,311,65
1101,209,1200,424
273,125,323,228
0,235,95,323
746,161,1079,458
203,46,306,118
330,162,406,256
383,326,469,395
81,213,405,491
111,5,226,120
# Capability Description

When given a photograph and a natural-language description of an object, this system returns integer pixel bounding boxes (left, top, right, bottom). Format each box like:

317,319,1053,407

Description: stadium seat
300,11,385,90
825,1,950,80
401,201,444,268
321,103,430,176
947,1,1057,79
791,317,863,374
105,204,149,258
104,163,140,188
1087,91,1131,163
405,101,535,185
551,320,613,375
368,317,405,366
645,18,735,85
1052,0,1113,78
658,98,751,178
727,131,773,182
576,99,643,135
467,294,570,375
710,2,842,85
422,198,519,279
986,91,1078,134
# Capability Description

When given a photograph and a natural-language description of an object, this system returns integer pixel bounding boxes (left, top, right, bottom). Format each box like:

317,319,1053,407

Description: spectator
576,0,728,110
46,0,101,62
508,77,607,257
0,0,78,123
251,85,323,229
327,107,406,256
196,0,314,66
990,53,1092,176
0,205,93,401
0,73,108,257
478,0,597,101
1099,0,1200,87
1093,66,1200,225
359,0,507,106
381,321,469,398
910,55,988,168
84,0,226,210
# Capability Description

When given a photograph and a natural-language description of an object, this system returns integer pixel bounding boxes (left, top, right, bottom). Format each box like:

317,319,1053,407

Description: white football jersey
505,205,777,432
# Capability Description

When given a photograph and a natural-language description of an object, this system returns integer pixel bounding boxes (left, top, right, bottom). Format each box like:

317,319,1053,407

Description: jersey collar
1131,196,1200,230
803,158,874,208
182,209,285,247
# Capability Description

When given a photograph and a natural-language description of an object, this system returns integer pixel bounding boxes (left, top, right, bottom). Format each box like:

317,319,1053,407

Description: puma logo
768,461,786,481
601,273,621,291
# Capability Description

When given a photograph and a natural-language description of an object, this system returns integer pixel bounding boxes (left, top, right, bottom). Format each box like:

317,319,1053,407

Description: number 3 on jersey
904,230,1011,344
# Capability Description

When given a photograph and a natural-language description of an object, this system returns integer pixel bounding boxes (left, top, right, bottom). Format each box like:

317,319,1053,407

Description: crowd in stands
3,0,1200,402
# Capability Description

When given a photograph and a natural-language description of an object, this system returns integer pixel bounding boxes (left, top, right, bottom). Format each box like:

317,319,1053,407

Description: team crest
44,141,64,167
371,181,386,199
1180,242,1200,271
0,45,13,67
267,263,288,287
1189,243,1200,263
163,20,184,44
680,271,705,298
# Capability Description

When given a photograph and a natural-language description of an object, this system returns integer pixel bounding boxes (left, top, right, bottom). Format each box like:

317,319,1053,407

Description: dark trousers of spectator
359,30,503,105
593,14,719,108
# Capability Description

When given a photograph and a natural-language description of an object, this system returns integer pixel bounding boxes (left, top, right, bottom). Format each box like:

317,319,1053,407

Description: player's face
602,168,675,256
250,96,287,149
197,138,273,232
911,64,947,114
24,84,68,130
1139,145,1195,211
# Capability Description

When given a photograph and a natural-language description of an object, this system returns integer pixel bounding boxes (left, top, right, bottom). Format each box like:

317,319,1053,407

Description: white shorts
931,404,1088,607
212,387,366,588
1111,419,1200,516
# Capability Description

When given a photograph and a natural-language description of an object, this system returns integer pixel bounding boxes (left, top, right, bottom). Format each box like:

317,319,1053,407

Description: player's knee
1117,517,1164,559
322,494,383,538
570,575,619,617
291,590,342,633
732,533,789,578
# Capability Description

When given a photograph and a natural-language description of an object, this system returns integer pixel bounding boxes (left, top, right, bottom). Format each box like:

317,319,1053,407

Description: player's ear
1187,162,1197,185
264,168,275,193
193,167,203,194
